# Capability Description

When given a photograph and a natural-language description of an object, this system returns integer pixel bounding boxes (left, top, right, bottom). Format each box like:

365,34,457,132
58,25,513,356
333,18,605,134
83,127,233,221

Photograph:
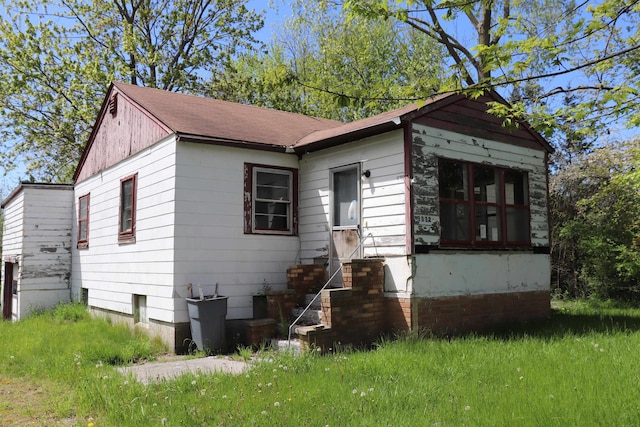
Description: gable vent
108,94,118,116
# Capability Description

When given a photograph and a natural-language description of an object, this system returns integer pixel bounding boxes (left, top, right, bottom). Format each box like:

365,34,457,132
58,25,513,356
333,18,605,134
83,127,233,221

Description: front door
2,262,14,320
330,164,361,286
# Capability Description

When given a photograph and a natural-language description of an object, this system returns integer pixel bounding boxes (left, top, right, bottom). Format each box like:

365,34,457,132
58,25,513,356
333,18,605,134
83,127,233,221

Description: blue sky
0,2,290,197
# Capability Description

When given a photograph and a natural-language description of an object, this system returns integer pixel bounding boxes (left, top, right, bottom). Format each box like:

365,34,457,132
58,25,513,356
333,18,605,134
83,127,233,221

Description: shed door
2,262,13,320
330,165,361,286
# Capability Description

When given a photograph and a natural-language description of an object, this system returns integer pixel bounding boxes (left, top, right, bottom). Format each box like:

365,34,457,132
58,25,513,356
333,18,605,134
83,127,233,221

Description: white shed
1,183,74,320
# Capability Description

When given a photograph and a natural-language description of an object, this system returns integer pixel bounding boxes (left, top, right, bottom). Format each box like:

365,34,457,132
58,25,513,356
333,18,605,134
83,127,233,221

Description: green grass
2,301,640,426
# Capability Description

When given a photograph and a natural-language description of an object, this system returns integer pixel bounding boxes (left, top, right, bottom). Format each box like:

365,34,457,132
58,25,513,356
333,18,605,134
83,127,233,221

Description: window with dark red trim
438,158,530,247
77,193,90,249
244,164,297,235
119,173,137,243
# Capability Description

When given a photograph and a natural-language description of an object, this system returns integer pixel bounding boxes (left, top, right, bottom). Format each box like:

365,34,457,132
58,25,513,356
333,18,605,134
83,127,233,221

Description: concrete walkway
118,356,249,385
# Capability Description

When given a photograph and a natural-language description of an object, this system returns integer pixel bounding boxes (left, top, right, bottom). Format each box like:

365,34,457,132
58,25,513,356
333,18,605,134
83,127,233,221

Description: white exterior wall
1,186,73,319
410,125,550,297
298,130,408,262
72,136,178,323
2,191,25,259
173,142,301,321
412,125,549,246
298,130,409,292
1,191,24,320
413,253,550,297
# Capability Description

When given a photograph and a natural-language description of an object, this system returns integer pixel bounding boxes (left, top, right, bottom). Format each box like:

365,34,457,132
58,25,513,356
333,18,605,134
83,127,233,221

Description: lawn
1,301,639,426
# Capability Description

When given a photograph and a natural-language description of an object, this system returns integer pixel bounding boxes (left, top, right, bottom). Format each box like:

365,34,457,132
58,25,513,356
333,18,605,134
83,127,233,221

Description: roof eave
1,182,73,208
293,120,402,154
177,133,294,154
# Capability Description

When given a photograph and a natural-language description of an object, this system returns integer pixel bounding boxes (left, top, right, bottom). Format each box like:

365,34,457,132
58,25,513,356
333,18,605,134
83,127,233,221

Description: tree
0,0,263,181
208,2,445,121
550,139,640,301
336,0,640,139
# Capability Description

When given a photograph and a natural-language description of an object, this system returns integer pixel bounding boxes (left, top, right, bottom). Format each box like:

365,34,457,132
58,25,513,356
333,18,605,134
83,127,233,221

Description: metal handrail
287,232,373,348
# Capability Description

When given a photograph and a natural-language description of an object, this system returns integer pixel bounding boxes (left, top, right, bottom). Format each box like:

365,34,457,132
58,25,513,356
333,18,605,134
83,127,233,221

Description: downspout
403,119,418,330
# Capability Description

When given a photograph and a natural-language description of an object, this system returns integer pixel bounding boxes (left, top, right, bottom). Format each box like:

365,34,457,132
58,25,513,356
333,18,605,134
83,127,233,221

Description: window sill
118,234,136,244
246,230,297,236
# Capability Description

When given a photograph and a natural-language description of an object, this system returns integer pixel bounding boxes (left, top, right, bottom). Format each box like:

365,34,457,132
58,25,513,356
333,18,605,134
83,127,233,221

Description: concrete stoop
291,307,322,324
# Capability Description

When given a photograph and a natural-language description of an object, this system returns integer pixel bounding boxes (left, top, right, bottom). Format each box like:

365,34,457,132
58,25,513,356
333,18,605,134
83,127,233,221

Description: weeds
2,301,640,426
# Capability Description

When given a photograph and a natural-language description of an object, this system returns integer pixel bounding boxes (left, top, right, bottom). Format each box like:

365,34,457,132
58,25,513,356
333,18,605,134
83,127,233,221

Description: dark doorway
2,262,14,320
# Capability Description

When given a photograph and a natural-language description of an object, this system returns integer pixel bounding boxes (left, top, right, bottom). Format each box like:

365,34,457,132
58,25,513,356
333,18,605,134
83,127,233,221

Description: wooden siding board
1,186,73,318
75,87,172,183
2,192,25,257
172,143,300,321
299,130,407,263
411,124,549,247
72,137,178,323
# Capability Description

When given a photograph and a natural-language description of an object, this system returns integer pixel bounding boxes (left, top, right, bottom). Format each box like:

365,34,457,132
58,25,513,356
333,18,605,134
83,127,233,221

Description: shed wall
2,187,73,319
2,191,25,257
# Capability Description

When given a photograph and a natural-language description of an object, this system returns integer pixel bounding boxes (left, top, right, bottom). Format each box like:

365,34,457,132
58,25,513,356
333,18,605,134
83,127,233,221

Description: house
1,82,552,351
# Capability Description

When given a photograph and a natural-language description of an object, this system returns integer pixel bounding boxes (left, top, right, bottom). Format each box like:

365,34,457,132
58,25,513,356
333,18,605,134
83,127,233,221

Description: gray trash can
186,296,228,353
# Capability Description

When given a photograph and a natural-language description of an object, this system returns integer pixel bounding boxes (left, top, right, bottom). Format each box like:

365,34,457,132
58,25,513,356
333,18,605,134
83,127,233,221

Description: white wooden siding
2,191,25,258
2,186,73,319
298,130,408,262
72,136,178,323
412,124,549,247
173,142,301,321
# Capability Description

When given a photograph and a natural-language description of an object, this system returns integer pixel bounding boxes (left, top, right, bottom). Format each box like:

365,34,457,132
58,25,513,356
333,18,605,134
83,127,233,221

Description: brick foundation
384,290,551,336
245,318,277,347
384,296,413,332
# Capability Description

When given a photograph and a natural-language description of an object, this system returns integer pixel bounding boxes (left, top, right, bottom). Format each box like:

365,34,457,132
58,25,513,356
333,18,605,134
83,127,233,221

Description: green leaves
0,0,264,181
551,139,640,301
209,3,445,122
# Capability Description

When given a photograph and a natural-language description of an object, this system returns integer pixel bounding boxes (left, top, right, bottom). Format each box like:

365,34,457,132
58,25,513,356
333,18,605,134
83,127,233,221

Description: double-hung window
77,194,90,249
244,164,297,235
119,173,137,243
438,158,530,247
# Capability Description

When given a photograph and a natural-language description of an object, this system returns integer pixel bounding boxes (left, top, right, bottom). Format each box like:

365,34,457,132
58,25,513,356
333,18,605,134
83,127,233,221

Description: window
77,194,90,249
438,158,530,247
119,174,137,243
244,164,297,235
332,166,360,228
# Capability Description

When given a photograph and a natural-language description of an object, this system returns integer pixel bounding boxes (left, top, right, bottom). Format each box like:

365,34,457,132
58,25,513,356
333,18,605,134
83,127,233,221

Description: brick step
291,307,322,324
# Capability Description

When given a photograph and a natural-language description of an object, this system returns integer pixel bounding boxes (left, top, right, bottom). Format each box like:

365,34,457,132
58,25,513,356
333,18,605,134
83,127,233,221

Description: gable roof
74,83,552,182
112,82,340,147
296,91,553,153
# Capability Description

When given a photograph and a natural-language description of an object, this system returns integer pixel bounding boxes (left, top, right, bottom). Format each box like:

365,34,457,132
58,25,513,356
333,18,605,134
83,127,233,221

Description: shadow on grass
485,308,640,341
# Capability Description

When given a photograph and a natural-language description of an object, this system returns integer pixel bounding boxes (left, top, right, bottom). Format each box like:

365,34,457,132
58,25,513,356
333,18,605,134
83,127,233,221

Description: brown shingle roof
114,82,341,147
